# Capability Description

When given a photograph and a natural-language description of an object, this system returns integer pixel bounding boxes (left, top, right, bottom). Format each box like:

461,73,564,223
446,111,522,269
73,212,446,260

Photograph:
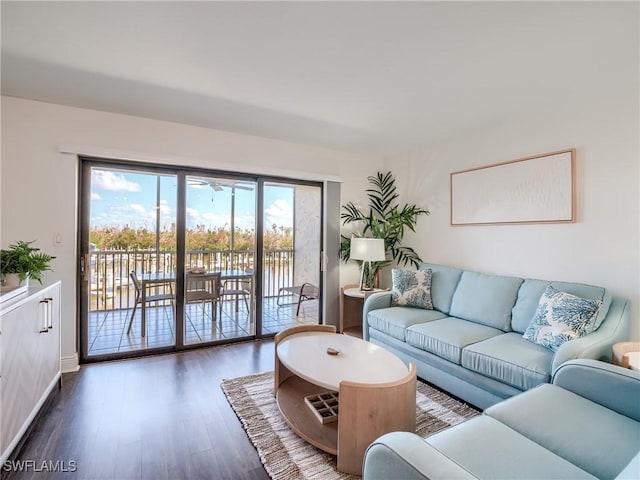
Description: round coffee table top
276,331,409,391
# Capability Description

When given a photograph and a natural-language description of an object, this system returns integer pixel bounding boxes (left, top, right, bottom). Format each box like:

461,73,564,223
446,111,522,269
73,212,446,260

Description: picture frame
450,148,575,226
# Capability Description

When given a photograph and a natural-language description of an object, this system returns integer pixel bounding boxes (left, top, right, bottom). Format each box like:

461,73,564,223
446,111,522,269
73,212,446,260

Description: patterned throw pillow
391,268,434,309
523,285,602,351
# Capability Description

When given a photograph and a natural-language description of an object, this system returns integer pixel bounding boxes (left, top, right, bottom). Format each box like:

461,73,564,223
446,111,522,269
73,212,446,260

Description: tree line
90,224,293,251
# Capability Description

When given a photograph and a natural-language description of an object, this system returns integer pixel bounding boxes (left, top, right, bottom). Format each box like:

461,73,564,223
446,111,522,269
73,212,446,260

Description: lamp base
359,261,376,292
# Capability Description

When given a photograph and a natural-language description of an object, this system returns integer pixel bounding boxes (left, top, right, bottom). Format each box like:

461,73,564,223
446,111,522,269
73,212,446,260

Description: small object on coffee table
326,347,340,356
304,391,339,424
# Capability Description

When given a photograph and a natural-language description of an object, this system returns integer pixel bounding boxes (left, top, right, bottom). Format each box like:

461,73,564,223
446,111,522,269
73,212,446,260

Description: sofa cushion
406,318,503,364
523,285,602,352
617,451,640,480
367,307,447,341
364,432,479,480
449,271,523,331
511,279,553,334
485,383,640,480
391,268,433,309
425,415,597,480
461,333,553,391
418,263,463,314
512,279,611,334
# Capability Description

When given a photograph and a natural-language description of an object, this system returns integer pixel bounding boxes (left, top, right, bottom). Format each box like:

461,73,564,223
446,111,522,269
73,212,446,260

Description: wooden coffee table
274,325,416,475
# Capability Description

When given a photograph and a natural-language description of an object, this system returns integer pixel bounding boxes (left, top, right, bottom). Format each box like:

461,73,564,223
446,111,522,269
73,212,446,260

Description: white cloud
92,203,160,229
235,214,256,231
91,193,102,201
186,207,202,223
93,170,141,192
186,209,227,229
129,204,148,215
265,199,293,228
201,212,229,227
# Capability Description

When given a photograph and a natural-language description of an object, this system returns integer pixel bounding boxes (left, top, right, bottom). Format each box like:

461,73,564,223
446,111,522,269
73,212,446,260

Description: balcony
87,248,319,356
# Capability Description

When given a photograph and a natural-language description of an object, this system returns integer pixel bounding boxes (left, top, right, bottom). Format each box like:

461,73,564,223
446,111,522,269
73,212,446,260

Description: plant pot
2,274,29,288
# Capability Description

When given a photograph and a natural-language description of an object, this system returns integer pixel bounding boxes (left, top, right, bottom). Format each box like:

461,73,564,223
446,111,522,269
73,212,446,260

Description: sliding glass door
184,176,256,344
261,181,322,334
79,158,323,362
81,165,178,358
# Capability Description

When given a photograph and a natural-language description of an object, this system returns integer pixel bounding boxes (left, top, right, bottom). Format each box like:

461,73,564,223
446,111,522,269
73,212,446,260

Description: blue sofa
363,263,630,409
363,359,640,480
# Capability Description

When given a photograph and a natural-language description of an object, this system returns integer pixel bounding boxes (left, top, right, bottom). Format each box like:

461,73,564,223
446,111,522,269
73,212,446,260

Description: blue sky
90,169,293,231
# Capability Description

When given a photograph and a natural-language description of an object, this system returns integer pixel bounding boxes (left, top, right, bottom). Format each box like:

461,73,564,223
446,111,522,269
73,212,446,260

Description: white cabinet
0,282,61,463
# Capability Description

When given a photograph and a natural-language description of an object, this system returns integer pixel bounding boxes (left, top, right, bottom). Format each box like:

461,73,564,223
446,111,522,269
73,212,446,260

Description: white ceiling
1,1,637,155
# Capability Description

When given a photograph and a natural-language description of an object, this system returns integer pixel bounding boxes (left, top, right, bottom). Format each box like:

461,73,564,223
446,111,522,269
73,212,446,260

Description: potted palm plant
0,240,55,287
339,171,429,286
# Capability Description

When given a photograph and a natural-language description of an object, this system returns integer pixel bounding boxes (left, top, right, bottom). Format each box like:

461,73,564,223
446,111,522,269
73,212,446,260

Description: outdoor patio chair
277,282,319,316
221,269,251,313
127,271,175,334
185,271,223,321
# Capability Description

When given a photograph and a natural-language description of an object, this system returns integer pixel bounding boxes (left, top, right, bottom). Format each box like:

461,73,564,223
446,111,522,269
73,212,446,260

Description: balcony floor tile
88,297,318,356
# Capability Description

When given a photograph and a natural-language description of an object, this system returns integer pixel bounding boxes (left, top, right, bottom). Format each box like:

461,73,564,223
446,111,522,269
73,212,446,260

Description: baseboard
61,353,80,373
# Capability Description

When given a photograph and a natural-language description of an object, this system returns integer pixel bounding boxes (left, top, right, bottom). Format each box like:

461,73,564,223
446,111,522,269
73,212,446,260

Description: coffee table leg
337,363,417,475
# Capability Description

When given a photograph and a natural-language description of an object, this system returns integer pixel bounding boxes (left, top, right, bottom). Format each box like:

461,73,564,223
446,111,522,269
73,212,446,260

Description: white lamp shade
350,238,386,262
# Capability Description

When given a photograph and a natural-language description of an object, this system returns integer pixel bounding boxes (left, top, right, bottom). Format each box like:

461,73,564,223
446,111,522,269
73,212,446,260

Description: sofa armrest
362,291,392,341
552,359,640,421
552,297,630,372
363,432,478,480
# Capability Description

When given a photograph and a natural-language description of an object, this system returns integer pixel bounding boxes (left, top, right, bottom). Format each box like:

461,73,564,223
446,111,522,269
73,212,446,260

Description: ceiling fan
189,177,254,192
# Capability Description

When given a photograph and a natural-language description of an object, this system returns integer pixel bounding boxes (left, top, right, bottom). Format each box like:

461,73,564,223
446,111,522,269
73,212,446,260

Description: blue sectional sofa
363,263,630,409
363,359,640,480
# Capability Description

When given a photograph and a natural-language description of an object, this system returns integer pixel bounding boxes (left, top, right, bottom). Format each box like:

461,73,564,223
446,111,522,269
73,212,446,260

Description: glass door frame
179,172,259,346
78,157,324,364
79,158,183,363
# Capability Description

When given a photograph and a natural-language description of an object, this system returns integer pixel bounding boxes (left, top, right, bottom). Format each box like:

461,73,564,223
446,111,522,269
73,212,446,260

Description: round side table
612,342,640,370
339,287,385,338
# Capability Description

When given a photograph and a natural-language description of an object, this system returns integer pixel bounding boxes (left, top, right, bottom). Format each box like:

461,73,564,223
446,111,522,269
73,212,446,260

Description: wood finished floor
5,341,276,480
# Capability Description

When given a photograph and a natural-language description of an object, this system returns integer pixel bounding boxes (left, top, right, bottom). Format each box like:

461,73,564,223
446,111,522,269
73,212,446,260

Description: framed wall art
450,148,575,226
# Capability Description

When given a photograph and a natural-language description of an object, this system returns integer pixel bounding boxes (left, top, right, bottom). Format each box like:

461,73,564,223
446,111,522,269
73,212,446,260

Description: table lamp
350,237,386,291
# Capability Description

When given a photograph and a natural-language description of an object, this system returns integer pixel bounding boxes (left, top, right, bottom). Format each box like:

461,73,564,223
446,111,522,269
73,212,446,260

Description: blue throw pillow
391,268,433,309
523,285,602,351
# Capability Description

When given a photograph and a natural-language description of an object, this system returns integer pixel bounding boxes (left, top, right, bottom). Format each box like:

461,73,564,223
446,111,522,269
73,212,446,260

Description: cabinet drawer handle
45,297,53,329
39,299,51,332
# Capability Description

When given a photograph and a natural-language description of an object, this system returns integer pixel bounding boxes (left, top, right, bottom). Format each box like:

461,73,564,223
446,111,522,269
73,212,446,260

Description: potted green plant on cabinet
0,240,55,287
339,171,429,286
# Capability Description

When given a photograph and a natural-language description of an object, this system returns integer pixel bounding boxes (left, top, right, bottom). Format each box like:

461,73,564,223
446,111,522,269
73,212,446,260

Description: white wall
386,93,639,340
5,85,635,369
0,96,375,369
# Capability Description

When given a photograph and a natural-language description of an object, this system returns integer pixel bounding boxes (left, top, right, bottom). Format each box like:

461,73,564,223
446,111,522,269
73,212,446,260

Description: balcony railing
89,249,294,312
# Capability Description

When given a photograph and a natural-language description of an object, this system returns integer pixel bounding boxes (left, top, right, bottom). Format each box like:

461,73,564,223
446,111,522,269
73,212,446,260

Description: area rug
221,371,479,479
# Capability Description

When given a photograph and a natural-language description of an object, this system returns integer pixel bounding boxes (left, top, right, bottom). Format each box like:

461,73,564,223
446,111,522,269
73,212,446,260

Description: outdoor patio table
138,270,253,336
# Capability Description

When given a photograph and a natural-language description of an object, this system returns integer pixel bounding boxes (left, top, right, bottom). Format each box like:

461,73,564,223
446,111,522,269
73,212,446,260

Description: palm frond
390,245,423,268
340,202,366,225
338,171,429,266
366,171,398,217
339,235,353,263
